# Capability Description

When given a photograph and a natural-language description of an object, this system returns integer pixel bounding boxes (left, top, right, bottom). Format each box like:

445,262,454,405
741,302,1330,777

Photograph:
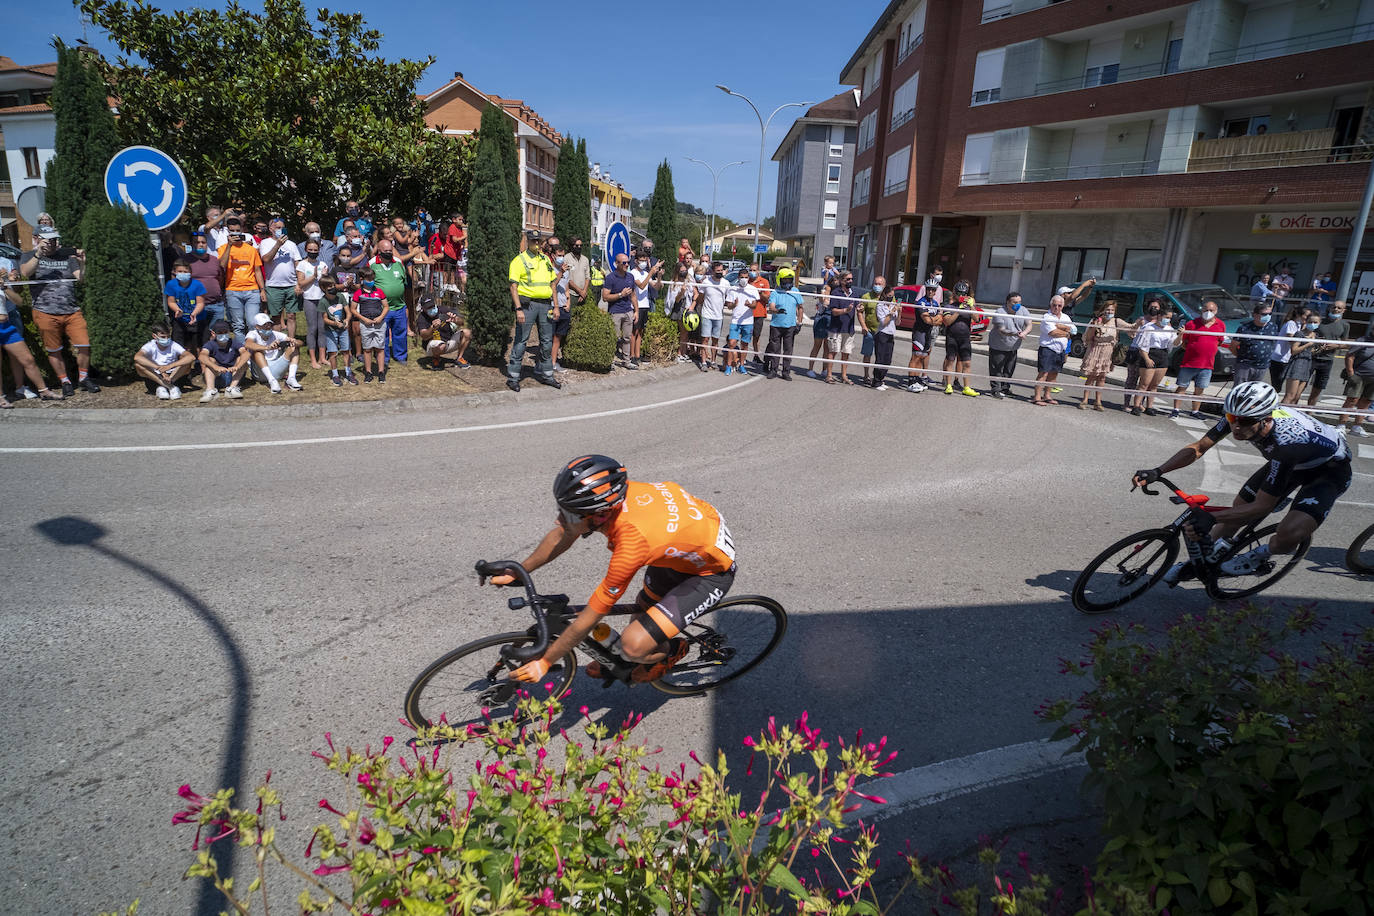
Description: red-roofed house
0,55,58,246
421,71,563,234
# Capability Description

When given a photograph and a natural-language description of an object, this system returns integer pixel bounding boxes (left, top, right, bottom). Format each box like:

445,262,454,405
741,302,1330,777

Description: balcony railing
960,157,1161,185
882,178,909,196
1188,131,1371,172
1206,21,1374,67
1033,57,1175,95
895,32,924,65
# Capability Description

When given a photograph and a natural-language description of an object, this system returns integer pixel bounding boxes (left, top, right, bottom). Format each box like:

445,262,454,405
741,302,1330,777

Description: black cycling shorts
944,333,972,361
1238,458,1352,524
634,563,736,643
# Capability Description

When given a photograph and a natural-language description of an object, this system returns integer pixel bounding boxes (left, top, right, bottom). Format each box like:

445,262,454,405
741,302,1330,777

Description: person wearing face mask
764,268,804,380
350,268,389,383
185,231,226,331
197,320,249,401
297,241,328,369
507,230,561,391
317,277,357,386
563,238,590,307
133,322,195,400
1229,301,1278,385
1305,301,1349,408
417,294,472,371
258,217,303,339
723,273,759,375
1270,303,1311,389
163,258,209,355
857,278,884,384
334,200,372,241
303,222,337,271
693,262,731,371
629,251,664,368
823,272,857,384
666,263,696,362
0,275,64,406
1281,313,1322,405
1127,305,1178,416
1170,300,1227,419
217,217,267,343
990,292,1033,401
1337,318,1374,437
748,266,771,366
243,312,302,393
370,239,410,365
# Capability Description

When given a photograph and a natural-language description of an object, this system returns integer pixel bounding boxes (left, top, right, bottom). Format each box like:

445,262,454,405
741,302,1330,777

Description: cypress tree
46,40,118,247
647,161,678,263
551,135,579,247
574,138,592,250
80,203,162,379
464,126,516,364
479,104,522,249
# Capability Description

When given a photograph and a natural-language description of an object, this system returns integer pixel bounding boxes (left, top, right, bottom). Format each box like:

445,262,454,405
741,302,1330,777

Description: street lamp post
685,157,747,263
716,85,812,266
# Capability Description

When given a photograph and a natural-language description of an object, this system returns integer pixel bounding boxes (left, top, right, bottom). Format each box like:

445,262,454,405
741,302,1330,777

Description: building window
897,1,927,63
988,245,1045,269
960,133,993,185
830,144,844,158
852,167,872,206
857,111,878,152
823,199,838,230
22,147,42,179
1054,248,1109,289
971,48,1004,105
863,46,884,100
1121,249,1162,280
883,147,911,196
890,72,918,131
1083,63,1119,88
827,163,842,193
1164,38,1183,74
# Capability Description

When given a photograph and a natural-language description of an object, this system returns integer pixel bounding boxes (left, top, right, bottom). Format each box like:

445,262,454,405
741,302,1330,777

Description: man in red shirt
1171,300,1226,419
748,267,771,366
443,215,467,293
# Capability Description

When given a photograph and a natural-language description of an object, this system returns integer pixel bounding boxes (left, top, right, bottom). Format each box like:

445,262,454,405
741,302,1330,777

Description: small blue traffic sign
103,146,188,231
753,243,768,254
605,221,631,268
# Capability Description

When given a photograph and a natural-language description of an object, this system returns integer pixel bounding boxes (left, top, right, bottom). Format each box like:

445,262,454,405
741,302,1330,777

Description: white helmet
1224,381,1279,419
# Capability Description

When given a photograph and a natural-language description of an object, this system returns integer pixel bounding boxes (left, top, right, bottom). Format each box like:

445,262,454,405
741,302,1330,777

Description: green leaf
766,863,806,899
1208,876,1233,906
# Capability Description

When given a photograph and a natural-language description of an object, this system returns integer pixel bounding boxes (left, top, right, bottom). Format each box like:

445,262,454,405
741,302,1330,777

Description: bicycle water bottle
590,622,622,657
1185,531,1214,569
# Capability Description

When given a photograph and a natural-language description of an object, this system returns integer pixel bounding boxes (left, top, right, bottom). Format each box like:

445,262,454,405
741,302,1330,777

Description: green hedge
560,300,615,372
1046,605,1374,914
641,306,680,364
81,203,162,380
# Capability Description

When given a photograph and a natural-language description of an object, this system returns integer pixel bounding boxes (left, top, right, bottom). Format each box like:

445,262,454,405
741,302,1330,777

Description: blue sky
7,0,870,224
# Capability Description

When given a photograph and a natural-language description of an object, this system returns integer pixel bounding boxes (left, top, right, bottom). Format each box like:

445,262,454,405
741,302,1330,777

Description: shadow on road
33,516,251,916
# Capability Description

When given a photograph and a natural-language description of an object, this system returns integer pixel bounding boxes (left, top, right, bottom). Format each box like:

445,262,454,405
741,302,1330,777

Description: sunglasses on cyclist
1226,413,1264,427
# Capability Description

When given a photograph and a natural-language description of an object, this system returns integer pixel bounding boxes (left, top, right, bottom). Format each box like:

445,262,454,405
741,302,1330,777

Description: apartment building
772,90,861,269
423,72,562,233
589,162,631,253
0,55,57,247
841,0,1373,306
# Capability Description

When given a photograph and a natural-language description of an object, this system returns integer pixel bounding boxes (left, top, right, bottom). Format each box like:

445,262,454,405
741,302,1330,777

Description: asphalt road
2,367,1371,914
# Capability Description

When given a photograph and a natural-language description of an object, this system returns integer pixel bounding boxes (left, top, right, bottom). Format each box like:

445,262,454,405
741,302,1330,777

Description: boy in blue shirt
164,259,208,353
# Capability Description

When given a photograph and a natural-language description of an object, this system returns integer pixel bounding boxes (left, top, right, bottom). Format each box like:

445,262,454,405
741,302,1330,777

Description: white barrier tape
1,279,81,286
656,278,1374,349
677,338,1374,421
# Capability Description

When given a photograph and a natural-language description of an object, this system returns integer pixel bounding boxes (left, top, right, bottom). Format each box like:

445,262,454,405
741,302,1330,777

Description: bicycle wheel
652,595,787,696
1205,523,1310,600
404,632,576,732
1071,528,1180,614
1346,521,1374,575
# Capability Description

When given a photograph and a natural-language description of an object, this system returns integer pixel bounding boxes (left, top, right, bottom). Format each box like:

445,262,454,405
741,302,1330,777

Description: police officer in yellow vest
507,229,561,392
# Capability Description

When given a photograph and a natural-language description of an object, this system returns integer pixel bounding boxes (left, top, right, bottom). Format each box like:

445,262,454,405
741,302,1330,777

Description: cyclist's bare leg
620,619,670,664
1270,509,1317,554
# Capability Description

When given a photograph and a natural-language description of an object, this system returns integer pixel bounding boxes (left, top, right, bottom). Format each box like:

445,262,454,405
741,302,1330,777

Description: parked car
1065,281,1248,377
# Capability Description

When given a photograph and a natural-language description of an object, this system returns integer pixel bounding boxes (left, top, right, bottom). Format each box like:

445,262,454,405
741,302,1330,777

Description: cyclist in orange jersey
498,454,737,684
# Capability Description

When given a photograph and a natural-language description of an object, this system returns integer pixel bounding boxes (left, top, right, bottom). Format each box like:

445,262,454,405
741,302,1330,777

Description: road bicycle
1072,475,1310,614
1347,520,1374,575
404,560,788,731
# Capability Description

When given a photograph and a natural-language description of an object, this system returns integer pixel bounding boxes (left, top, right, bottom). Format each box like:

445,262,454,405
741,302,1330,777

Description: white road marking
0,376,761,454
846,738,1084,824
1362,444,1374,461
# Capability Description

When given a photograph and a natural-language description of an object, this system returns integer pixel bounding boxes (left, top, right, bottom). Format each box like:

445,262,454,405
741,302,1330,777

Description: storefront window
1121,249,1162,280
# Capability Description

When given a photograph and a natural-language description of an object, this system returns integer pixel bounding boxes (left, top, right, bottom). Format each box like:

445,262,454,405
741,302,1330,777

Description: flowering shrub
154,692,1103,915
1042,605,1374,914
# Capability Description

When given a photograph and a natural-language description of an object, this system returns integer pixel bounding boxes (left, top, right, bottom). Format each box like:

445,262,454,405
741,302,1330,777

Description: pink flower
312,863,351,876
742,735,755,747
382,736,393,752
319,799,344,816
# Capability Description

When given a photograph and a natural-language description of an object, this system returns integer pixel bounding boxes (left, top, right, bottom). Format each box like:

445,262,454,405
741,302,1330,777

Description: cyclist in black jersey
940,280,979,397
1133,381,1352,581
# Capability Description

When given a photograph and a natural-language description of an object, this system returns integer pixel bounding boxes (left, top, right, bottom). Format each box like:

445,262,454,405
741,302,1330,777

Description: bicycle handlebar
474,559,555,666
1133,474,1182,498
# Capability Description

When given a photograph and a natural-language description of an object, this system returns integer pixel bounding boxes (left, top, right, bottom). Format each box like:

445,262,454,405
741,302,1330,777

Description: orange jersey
750,277,771,317
587,480,735,614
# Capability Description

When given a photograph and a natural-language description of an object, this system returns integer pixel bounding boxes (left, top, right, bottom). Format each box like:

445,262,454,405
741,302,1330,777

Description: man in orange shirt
217,215,267,340
501,455,736,685
748,266,771,366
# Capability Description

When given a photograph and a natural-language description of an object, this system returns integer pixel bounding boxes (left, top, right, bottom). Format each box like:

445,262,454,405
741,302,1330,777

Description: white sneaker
20,386,38,400
1219,547,1270,576
168,386,182,400
269,380,282,394
199,388,216,403
285,378,302,391
1349,425,1369,438
907,382,926,393
155,385,170,400
875,384,890,391
226,386,244,399
1162,561,1194,587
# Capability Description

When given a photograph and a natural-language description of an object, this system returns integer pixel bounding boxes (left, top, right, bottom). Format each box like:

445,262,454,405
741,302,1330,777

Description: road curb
0,362,699,425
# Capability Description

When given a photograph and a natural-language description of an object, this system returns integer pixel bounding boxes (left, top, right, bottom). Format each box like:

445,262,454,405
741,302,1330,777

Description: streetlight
716,84,812,265
684,157,747,263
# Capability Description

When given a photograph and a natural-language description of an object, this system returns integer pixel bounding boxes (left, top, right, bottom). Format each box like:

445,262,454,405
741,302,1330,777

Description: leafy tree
463,124,515,364
762,215,777,233
80,203,162,378
45,39,119,247
646,160,678,260
551,135,580,247
79,0,475,224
